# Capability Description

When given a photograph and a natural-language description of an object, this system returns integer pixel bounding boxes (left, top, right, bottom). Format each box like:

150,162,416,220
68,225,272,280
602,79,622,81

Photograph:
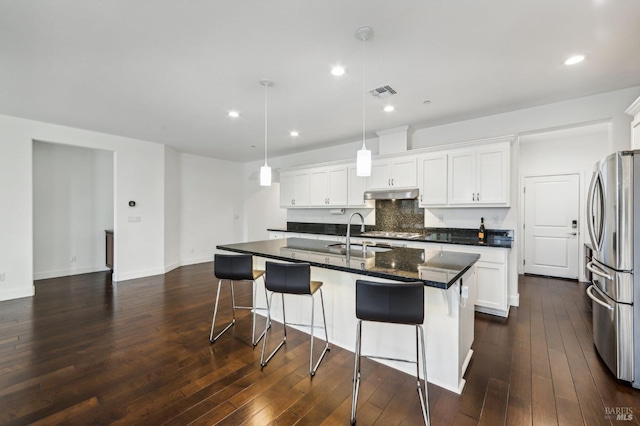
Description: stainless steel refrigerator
587,150,640,388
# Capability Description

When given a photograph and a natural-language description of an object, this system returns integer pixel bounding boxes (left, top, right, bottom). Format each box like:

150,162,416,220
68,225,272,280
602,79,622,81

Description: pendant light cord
264,83,268,166
362,35,366,150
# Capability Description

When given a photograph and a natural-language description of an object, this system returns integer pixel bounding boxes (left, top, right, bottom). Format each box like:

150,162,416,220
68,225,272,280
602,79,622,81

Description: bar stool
209,254,268,346
260,261,330,376
351,280,430,425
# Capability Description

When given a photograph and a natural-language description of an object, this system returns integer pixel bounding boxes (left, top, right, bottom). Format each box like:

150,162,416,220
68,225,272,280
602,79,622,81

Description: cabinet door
293,171,310,206
348,165,368,206
327,166,348,206
368,161,392,189
632,116,640,150
390,158,417,188
417,154,447,206
280,173,296,207
475,261,507,312
448,151,476,204
309,168,328,206
476,146,509,205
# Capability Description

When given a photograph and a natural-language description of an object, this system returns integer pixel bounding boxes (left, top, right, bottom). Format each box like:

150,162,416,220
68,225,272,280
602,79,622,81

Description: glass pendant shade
260,164,272,186
356,147,371,176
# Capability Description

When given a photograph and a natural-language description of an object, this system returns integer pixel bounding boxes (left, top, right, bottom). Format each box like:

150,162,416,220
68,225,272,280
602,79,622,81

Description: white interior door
524,174,580,279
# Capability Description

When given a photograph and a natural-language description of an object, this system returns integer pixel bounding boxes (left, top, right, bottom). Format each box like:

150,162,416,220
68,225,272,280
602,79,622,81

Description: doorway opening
32,141,114,280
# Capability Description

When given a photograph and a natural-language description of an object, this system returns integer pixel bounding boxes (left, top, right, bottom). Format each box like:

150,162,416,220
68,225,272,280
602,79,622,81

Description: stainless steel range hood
363,188,419,200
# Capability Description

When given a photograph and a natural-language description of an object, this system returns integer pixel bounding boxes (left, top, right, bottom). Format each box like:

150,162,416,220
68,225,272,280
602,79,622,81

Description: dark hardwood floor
0,265,638,425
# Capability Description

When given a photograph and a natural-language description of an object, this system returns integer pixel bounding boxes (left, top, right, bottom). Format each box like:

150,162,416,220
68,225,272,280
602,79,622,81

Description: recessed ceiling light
383,105,395,112
228,110,239,118
564,55,585,65
290,130,299,137
331,66,345,76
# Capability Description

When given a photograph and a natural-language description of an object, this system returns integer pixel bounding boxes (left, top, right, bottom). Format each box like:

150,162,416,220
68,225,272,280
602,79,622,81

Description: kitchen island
217,237,480,393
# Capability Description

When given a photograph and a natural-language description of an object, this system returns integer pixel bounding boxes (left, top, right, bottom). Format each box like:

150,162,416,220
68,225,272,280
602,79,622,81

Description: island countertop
217,237,480,290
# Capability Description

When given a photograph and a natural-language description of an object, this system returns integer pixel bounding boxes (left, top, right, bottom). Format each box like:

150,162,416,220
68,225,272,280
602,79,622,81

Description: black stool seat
209,254,268,346
351,279,430,425
356,281,424,325
260,262,330,376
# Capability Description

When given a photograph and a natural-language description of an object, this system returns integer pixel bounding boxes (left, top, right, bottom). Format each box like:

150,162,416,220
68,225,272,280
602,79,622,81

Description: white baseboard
34,266,109,281
164,261,181,273
179,256,213,267
0,286,35,301
509,293,520,307
113,267,166,282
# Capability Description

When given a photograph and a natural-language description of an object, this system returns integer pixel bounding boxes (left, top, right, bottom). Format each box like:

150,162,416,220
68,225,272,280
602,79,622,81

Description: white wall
164,145,181,271
0,117,35,300
412,86,639,152
179,153,244,264
518,122,610,281
0,113,166,301
33,141,114,279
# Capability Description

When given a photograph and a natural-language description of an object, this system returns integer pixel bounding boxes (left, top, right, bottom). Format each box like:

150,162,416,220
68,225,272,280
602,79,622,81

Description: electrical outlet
492,215,499,224
0,272,5,282
70,256,77,263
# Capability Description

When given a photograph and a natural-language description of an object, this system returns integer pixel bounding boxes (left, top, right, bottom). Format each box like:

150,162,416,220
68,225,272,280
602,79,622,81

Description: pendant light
356,27,373,177
259,79,273,186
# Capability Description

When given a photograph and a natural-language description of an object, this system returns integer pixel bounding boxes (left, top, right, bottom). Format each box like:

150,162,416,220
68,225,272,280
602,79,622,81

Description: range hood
363,188,419,200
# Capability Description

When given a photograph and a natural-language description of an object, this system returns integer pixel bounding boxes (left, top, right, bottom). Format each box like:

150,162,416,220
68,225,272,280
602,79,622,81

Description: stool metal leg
260,292,286,367
309,289,330,376
209,279,236,343
250,276,270,346
417,325,430,425
350,319,363,425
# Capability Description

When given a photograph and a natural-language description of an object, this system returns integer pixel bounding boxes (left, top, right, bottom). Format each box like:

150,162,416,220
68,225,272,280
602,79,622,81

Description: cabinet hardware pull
420,195,423,202
391,178,394,186
477,193,480,201
472,193,475,201
388,178,391,186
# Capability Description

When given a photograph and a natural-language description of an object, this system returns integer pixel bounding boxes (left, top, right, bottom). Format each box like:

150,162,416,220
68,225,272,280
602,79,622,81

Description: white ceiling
1,1,639,162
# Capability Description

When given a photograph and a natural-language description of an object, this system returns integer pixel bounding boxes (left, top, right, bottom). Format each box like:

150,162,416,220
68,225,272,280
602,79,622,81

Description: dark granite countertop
217,237,480,289
268,222,513,248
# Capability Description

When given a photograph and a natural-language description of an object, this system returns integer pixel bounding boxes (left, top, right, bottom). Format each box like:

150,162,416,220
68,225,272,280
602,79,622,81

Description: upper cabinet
417,153,448,207
448,142,510,206
367,157,417,190
280,170,310,207
626,96,640,150
348,165,369,206
309,165,348,207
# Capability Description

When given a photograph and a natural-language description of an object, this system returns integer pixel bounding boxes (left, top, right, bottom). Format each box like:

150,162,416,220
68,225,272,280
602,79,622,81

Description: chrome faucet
346,212,365,263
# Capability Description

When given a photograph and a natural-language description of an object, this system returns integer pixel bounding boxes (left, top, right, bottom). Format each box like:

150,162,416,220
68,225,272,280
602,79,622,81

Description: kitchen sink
326,243,391,253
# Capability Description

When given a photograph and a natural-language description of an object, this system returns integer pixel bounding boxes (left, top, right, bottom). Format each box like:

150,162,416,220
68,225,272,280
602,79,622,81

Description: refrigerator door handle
586,261,613,281
586,170,605,251
586,285,614,311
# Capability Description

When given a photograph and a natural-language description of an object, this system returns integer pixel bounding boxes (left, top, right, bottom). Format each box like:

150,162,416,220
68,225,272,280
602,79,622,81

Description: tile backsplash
374,199,424,231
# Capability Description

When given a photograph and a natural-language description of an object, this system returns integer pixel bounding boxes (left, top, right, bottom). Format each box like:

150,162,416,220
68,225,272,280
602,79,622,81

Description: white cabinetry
448,143,509,206
445,245,508,316
348,165,369,206
280,170,310,207
417,153,448,206
368,157,417,190
309,165,348,207
626,96,640,149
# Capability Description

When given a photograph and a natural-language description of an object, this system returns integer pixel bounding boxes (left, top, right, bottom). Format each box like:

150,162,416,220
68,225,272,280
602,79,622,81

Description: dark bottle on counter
478,217,486,244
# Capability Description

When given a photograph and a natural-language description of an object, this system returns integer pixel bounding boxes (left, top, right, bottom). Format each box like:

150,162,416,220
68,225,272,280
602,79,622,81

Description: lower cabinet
474,261,507,314
445,244,509,317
